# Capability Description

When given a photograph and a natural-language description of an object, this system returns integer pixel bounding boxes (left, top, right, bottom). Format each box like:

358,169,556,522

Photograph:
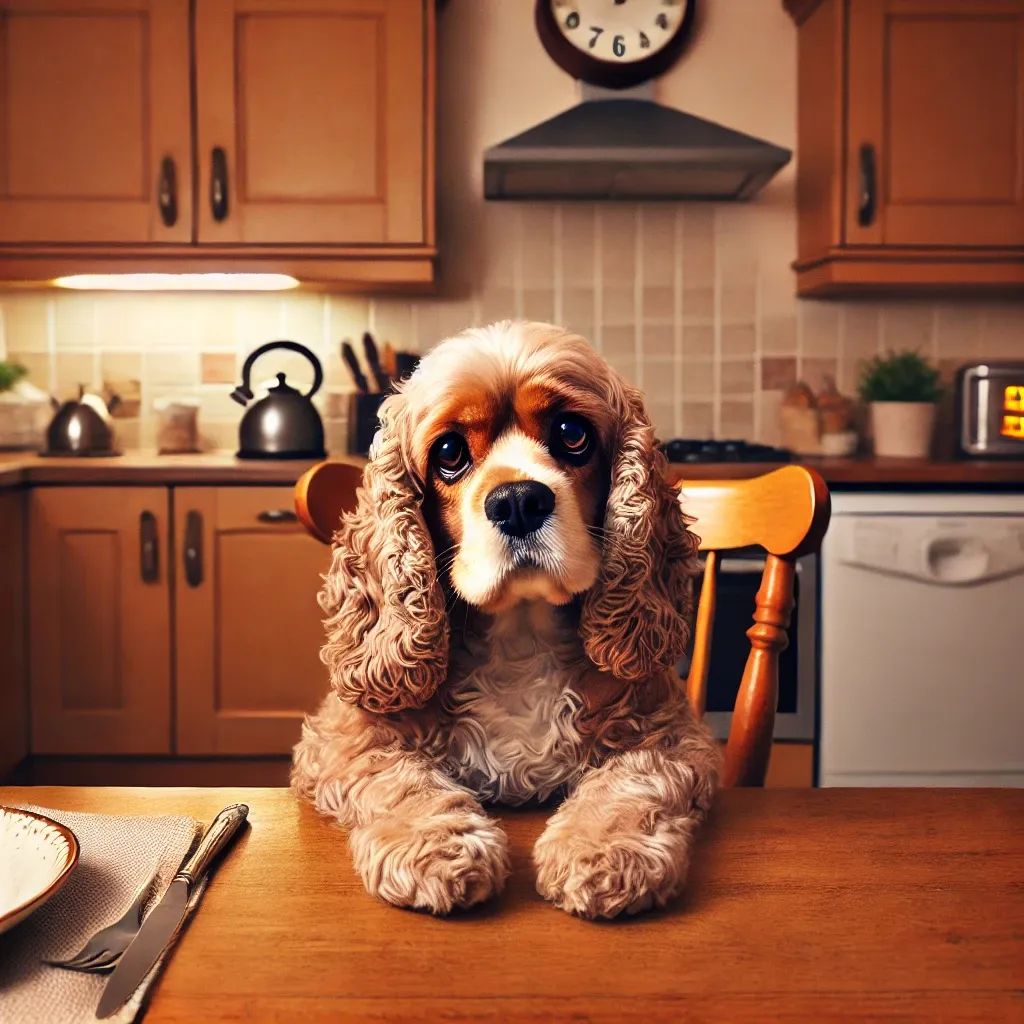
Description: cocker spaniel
292,320,720,919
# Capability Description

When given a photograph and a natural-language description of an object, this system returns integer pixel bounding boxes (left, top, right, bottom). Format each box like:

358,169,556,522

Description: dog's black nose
484,481,555,538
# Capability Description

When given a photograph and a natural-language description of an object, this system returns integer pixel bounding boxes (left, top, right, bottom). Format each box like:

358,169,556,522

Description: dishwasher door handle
923,535,992,584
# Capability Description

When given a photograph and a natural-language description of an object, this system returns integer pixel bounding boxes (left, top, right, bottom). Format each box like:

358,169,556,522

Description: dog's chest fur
437,604,588,806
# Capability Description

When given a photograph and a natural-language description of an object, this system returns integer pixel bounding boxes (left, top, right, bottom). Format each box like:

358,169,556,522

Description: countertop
2,786,1021,1023
3,450,1024,488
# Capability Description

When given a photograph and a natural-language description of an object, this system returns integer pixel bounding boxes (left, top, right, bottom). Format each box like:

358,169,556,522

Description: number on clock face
552,0,688,64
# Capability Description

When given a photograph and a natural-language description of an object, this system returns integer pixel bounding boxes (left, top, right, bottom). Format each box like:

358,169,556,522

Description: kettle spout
230,384,254,407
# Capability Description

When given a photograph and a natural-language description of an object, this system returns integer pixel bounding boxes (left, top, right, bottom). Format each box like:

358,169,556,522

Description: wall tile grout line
514,208,525,321
634,205,644,391
711,207,721,439
553,205,564,327
673,206,684,439
753,260,763,442
46,298,57,395
593,207,603,355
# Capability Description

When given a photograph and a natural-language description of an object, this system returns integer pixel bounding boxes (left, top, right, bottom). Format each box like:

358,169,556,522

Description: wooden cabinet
174,487,331,755
195,0,428,248
0,491,28,780
786,0,1024,295
0,0,192,245
29,488,172,755
0,0,435,287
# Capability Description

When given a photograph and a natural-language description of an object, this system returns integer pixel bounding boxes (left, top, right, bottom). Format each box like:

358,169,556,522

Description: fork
43,860,162,974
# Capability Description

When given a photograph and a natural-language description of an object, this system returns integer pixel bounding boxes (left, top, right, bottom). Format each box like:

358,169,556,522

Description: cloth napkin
0,805,207,1024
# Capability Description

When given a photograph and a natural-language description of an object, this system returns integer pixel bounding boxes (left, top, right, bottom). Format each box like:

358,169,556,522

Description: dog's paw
351,807,510,915
533,813,693,920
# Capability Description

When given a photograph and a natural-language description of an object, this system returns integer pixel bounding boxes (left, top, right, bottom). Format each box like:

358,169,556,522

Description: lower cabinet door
174,487,335,755
30,487,172,754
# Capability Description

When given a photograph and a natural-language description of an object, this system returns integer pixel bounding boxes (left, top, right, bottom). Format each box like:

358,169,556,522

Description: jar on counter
155,397,200,454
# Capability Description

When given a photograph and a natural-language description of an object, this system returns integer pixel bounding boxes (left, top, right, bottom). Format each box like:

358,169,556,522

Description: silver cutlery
42,859,163,974
96,803,249,1020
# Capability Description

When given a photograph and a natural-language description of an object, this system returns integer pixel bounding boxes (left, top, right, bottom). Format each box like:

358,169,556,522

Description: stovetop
659,438,793,464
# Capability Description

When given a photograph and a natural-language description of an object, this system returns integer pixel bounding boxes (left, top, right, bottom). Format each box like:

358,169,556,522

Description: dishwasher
820,492,1024,787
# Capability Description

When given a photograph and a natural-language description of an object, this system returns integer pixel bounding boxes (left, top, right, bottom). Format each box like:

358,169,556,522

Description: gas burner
659,438,793,464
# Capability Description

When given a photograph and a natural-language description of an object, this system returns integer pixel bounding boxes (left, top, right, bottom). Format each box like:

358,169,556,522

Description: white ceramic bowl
820,431,859,457
0,807,79,935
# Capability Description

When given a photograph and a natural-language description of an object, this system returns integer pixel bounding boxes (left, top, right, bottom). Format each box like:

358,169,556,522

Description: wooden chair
295,460,831,788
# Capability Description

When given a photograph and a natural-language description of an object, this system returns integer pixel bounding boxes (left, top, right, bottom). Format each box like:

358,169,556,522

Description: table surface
3,787,1022,1023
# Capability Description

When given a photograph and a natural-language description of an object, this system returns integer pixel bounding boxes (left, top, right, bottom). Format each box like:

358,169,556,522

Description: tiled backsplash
2,201,1022,454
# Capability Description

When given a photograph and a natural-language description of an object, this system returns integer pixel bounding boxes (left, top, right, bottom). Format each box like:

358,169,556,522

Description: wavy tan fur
579,378,701,682
319,392,448,713
293,321,720,919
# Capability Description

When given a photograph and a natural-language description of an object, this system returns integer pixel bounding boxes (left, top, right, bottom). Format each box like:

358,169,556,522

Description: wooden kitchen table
3,788,1022,1023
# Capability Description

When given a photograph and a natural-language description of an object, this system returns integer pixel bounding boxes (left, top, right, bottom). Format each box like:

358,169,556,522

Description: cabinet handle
257,509,298,523
210,147,229,222
140,511,159,583
158,156,178,228
184,510,203,588
857,143,877,227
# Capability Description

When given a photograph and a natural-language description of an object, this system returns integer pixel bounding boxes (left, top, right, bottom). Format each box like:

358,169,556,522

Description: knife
381,341,397,378
340,341,370,394
362,332,390,393
95,804,249,1020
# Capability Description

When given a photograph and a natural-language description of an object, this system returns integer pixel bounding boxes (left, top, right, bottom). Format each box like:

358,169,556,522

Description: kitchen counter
1,786,1021,1023
2,451,1024,489
0,451,363,487
667,456,1024,486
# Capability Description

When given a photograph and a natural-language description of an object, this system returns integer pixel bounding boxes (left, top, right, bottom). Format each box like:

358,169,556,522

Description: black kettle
41,387,122,457
231,341,326,460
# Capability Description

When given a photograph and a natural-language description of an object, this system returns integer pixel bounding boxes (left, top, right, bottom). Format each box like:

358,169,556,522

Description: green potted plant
0,361,27,394
857,350,942,458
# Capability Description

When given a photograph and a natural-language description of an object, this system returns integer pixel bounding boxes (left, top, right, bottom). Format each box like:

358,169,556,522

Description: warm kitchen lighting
1004,385,1024,413
53,273,300,291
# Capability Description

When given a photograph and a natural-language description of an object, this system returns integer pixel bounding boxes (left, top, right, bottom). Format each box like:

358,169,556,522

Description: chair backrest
295,461,831,788
673,466,830,786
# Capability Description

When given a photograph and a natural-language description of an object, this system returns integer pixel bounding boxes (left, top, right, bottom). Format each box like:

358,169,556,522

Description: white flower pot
870,401,937,458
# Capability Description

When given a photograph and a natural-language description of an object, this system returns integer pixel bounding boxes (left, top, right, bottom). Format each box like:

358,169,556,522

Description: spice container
155,397,200,454
779,382,821,455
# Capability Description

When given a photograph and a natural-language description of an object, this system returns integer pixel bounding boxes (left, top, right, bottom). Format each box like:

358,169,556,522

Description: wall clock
535,0,697,91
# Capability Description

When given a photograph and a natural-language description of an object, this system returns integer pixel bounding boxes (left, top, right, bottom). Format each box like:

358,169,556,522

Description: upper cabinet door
0,0,192,244
846,0,1024,247
29,488,172,755
194,0,429,246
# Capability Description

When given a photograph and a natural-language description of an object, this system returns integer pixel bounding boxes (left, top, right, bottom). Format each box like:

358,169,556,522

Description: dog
292,320,720,919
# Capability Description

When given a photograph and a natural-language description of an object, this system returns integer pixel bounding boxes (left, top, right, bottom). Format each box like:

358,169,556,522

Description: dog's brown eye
431,431,471,481
550,414,593,464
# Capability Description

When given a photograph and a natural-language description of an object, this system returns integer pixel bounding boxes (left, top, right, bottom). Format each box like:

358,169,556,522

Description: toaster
955,361,1024,458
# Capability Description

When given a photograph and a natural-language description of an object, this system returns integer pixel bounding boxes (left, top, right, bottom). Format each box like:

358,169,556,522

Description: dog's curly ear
318,393,448,713
579,384,699,682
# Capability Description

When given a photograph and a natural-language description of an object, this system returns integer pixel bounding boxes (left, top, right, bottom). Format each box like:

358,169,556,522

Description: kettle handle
231,340,324,406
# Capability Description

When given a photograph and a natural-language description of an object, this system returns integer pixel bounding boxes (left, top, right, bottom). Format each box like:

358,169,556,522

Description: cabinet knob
158,156,178,228
858,143,877,228
210,147,229,223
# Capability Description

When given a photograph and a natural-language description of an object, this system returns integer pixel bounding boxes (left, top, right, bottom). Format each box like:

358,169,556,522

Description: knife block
347,392,388,457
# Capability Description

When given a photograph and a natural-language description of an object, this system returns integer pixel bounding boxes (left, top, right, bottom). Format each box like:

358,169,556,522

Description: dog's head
321,321,700,713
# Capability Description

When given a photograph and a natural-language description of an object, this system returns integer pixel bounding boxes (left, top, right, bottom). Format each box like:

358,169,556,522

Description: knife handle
177,804,249,886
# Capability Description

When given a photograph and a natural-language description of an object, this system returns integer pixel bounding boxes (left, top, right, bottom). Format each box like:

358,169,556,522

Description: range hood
484,92,792,202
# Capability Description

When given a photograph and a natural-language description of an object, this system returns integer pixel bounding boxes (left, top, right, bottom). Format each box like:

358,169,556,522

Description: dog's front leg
293,713,509,915
533,736,719,919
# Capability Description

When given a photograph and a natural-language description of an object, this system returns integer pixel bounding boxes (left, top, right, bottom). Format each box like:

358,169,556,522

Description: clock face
550,0,691,65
